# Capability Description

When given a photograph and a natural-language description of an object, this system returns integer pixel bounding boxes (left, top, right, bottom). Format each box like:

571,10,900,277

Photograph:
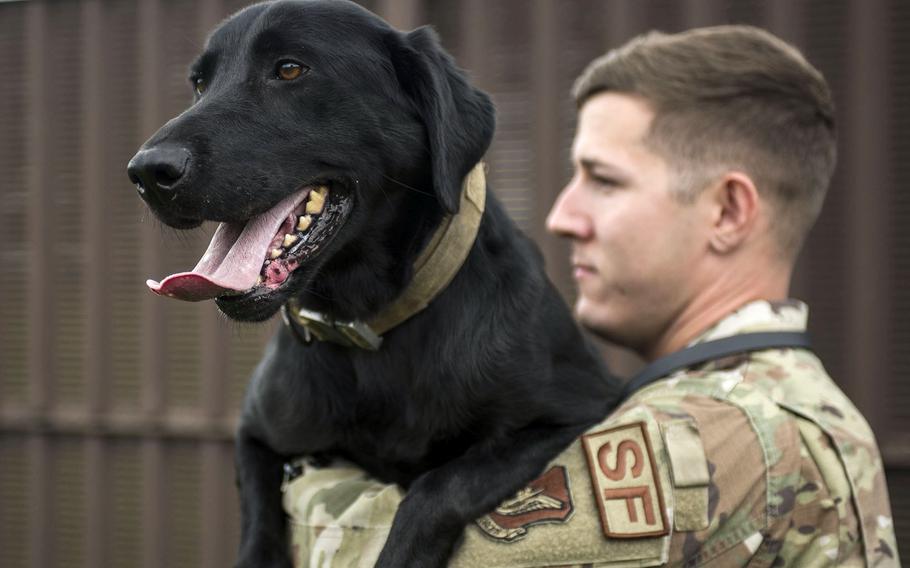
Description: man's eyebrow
578,157,624,175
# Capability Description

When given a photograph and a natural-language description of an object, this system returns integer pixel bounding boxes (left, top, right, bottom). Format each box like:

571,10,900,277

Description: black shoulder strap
622,331,813,400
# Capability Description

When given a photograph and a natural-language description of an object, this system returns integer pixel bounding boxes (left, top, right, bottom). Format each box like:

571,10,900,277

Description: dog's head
127,0,494,321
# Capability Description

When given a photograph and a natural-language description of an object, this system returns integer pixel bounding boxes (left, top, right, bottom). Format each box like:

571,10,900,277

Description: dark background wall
0,0,906,566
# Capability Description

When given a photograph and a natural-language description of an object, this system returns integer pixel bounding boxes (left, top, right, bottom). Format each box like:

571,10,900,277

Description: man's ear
708,172,760,253
388,26,495,214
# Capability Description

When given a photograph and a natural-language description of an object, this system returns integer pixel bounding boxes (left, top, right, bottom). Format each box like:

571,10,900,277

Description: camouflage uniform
282,300,899,567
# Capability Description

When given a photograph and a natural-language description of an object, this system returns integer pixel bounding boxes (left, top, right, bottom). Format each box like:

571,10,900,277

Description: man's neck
644,262,792,360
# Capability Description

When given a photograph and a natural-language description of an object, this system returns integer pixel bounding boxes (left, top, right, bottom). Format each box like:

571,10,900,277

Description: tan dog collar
282,163,486,350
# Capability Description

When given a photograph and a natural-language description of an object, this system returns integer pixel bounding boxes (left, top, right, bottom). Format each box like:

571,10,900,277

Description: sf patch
582,421,669,539
476,466,574,542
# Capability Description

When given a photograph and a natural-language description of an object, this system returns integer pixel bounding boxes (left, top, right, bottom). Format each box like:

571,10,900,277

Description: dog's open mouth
147,183,351,302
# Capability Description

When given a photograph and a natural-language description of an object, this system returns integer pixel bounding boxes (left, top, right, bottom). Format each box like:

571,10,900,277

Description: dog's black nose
127,145,191,201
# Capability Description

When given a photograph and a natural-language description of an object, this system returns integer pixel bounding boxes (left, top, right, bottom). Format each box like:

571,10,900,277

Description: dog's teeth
264,260,271,266
270,248,283,259
305,191,325,214
314,185,329,197
282,234,298,248
297,215,312,232
257,276,264,285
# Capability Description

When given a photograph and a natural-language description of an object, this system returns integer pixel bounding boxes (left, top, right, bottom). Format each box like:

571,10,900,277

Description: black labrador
127,1,620,566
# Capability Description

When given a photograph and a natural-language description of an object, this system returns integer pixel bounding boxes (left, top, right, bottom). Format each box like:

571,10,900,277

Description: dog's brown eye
193,76,206,95
277,61,305,81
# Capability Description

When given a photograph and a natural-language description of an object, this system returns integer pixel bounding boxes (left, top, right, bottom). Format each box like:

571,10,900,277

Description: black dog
127,1,620,566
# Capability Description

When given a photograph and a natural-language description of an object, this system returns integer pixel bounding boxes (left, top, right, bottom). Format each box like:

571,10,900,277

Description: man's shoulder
609,346,898,566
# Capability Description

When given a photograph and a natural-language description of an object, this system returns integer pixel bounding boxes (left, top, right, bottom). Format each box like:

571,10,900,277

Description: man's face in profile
547,93,709,353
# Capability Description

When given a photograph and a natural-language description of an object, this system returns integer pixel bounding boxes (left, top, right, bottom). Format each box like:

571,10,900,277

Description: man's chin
574,302,614,339
574,301,640,349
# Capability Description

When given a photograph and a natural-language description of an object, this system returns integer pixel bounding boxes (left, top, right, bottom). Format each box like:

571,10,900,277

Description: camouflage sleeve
771,417,856,566
282,460,404,568
637,387,791,566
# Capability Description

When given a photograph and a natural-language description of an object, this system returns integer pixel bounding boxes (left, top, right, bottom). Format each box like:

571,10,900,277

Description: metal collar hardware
282,301,383,351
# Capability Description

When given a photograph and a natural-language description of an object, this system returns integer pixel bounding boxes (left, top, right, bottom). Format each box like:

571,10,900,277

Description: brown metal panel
606,0,648,47
682,0,724,27
48,0,88,409
197,7,230,563
889,0,910,446
201,442,228,568
26,0,52,417
765,0,813,300
198,0,228,428
142,439,166,568
0,436,30,568
223,440,242,560
470,1,537,234
105,0,144,411
139,0,166,421
794,0,851,390
765,0,802,44
164,442,203,567
887,469,910,559
81,0,110,561
50,436,88,568
137,1,166,566
844,0,891,431
83,0,109,417
25,4,51,566
85,437,107,568
532,0,565,296
0,1,30,411
107,440,143,567
460,0,486,82
28,435,50,568
378,0,421,30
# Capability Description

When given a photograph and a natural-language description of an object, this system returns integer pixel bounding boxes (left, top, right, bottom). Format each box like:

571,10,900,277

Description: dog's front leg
374,422,592,568
235,428,293,568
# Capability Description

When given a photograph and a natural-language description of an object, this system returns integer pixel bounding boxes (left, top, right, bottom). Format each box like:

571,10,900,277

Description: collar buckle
282,303,383,351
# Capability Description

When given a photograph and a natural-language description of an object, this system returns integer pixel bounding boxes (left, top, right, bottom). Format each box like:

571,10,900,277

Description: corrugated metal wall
0,0,907,565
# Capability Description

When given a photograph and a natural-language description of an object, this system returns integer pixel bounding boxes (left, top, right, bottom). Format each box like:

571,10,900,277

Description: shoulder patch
476,465,574,543
581,421,669,539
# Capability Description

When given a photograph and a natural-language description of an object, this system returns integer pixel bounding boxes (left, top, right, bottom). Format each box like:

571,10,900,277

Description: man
283,26,898,566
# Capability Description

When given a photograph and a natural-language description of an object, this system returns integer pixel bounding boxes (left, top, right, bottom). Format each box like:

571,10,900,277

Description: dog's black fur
128,1,620,566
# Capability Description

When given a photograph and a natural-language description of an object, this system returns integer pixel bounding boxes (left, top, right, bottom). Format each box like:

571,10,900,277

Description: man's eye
193,76,206,96
592,175,620,188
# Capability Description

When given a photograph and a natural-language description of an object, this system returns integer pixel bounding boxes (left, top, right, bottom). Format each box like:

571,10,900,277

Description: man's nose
127,145,192,203
546,184,591,239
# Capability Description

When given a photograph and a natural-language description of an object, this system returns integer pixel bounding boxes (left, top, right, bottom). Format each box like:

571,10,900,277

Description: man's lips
572,259,598,279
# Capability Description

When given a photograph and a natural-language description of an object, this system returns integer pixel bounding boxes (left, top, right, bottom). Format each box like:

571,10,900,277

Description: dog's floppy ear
390,27,495,214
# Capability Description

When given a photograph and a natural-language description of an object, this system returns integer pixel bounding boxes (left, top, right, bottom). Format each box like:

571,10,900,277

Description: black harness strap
622,331,813,400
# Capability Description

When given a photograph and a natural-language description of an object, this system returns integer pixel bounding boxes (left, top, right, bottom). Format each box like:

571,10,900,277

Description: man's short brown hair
573,25,836,256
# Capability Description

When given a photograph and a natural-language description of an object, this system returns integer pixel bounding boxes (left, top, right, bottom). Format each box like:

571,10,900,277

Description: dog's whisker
298,284,334,302
377,184,393,207
381,174,435,198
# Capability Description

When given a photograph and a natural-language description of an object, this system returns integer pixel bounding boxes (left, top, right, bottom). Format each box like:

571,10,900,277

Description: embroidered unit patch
581,421,669,539
475,465,574,543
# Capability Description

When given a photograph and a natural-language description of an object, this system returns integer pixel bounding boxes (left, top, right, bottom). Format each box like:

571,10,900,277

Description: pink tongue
147,190,308,301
